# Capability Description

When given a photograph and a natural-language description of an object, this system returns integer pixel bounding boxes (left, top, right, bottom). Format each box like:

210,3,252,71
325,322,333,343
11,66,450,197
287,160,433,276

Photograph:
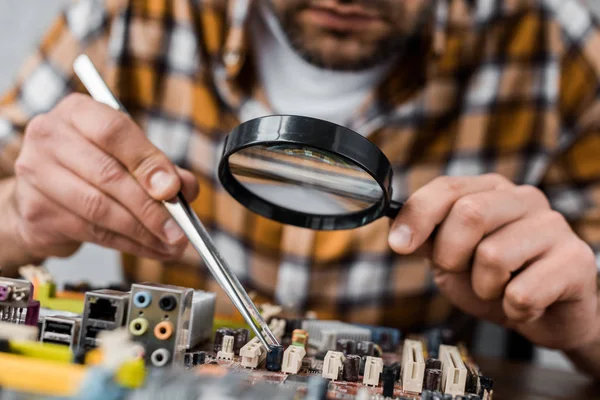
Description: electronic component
401,339,425,393
382,366,396,397
41,316,81,349
335,338,357,355
0,277,38,326
126,283,193,367
439,344,467,396
362,356,383,387
291,329,309,348
281,344,305,374
342,354,360,382
184,351,206,367
217,335,235,361
356,340,375,357
79,289,129,349
214,327,234,353
478,375,493,399
240,337,267,369
424,368,443,392
302,320,370,351
233,328,249,355
322,350,344,381
265,344,284,372
186,290,216,349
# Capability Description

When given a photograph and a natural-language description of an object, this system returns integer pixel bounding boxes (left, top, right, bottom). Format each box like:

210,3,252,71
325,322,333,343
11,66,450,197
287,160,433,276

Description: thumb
433,268,507,326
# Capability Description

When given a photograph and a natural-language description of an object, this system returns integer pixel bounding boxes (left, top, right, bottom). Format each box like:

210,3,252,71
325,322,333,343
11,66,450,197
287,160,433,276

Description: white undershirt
249,4,394,127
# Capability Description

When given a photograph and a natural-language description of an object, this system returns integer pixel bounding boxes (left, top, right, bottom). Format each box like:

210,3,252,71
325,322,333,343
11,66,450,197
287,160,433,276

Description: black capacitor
233,328,249,355
284,318,303,338
465,367,478,393
306,376,329,400
342,355,361,382
478,375,493,397
356,340,375,357
378,331,395,352
468,395,481,400
335,338,357,355
424,368,443,392
421,390,433,400
426,358,442,370
382,367,396,398
184,351,206,367
266,345,284,371
388,362,401,382
213,328,234,352
454,396,468,400
442,394,453,400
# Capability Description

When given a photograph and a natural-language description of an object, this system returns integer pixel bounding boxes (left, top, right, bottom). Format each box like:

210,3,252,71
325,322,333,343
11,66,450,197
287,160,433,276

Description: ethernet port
88,298,117,322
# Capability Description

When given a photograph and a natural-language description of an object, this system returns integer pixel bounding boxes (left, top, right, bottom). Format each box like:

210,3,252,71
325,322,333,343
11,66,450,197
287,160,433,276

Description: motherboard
0,269,493,400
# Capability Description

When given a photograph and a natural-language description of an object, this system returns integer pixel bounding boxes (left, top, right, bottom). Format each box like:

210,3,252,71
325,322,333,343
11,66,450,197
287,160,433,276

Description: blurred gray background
2,0,600,371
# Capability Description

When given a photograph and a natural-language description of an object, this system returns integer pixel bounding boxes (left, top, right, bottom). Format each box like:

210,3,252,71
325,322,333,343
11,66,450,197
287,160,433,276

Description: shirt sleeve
0,0,124,178
539,2,600,271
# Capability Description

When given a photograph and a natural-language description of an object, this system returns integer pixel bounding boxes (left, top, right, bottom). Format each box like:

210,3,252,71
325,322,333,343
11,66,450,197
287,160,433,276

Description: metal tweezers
73,54,279,350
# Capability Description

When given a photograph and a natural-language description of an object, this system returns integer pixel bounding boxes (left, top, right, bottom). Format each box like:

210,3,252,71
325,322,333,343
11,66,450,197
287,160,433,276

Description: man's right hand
9,93,199,262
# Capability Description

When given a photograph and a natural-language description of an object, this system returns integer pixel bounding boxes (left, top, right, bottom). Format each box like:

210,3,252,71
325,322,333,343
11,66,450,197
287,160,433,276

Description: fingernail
389,224,412,250
150,170,176,197
163,219,183,243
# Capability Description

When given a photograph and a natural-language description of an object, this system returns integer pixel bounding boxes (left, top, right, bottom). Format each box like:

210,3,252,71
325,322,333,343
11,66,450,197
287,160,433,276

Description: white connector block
362,356,384,387
217,335,235,361
401,339,425,393
239,337,266,368
322,351,345,381
281,344,306,374
439,344,467,396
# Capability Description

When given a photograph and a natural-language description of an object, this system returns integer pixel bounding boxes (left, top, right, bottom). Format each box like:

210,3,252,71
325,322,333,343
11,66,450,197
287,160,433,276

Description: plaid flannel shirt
1,0,600,330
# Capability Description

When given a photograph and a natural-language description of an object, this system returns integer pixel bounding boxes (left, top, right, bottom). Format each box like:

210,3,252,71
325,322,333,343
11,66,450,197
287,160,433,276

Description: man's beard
266,0,434,71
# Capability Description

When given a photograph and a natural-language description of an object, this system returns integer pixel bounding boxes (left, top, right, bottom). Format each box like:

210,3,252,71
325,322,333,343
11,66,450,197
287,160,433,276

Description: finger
19,152,174,253
55,94,181,200
471,211,572,301
15,180,180,260
45,119,185,245
176,166,200,202
503,239,597,323
389,174,513,254
432,186,550,272
433,268,507,325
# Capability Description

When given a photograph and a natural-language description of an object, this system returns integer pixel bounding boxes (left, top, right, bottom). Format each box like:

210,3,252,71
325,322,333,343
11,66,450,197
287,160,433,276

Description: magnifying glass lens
228,144,384,216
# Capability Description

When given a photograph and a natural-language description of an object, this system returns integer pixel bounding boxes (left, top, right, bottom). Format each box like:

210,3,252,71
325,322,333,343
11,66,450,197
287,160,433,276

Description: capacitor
424,368,442,392
335,338,356,355
381,367,396,398
356,341,374,357
213,328,234,353
478,375,493,397
342,355,361,382
426,358,442,370
306,376,329,400
427,329,442,358
284,318,303,338
468,395,481,400
233,328,249,355
266,345,284,371
454,396,468,400
291,329,309,348
378,331,395,352
442,394,453,400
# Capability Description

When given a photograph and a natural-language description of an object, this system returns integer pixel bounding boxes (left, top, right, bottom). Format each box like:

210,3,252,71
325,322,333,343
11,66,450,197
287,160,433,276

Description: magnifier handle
386,200,403,220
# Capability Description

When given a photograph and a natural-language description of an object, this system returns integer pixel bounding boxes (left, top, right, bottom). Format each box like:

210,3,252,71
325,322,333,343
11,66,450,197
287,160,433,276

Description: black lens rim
218,115,394,230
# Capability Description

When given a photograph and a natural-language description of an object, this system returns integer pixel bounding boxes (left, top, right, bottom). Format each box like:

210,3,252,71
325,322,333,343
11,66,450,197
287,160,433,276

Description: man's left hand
388,174,599,350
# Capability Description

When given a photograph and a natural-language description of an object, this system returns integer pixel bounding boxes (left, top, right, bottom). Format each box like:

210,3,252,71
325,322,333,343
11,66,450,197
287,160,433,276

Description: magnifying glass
218,115,403,230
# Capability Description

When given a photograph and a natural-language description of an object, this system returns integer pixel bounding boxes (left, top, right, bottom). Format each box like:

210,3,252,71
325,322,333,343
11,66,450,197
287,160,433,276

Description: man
0,0,599,377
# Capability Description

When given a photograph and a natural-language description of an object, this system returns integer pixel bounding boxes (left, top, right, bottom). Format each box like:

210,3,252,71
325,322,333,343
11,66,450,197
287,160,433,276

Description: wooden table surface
475,357,600,400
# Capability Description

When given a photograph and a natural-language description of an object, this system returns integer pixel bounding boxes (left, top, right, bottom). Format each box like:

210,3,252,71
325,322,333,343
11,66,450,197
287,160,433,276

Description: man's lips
301,5,385,31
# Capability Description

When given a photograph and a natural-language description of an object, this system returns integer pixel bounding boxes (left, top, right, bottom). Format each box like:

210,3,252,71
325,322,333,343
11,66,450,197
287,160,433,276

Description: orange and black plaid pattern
1,0,600,330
